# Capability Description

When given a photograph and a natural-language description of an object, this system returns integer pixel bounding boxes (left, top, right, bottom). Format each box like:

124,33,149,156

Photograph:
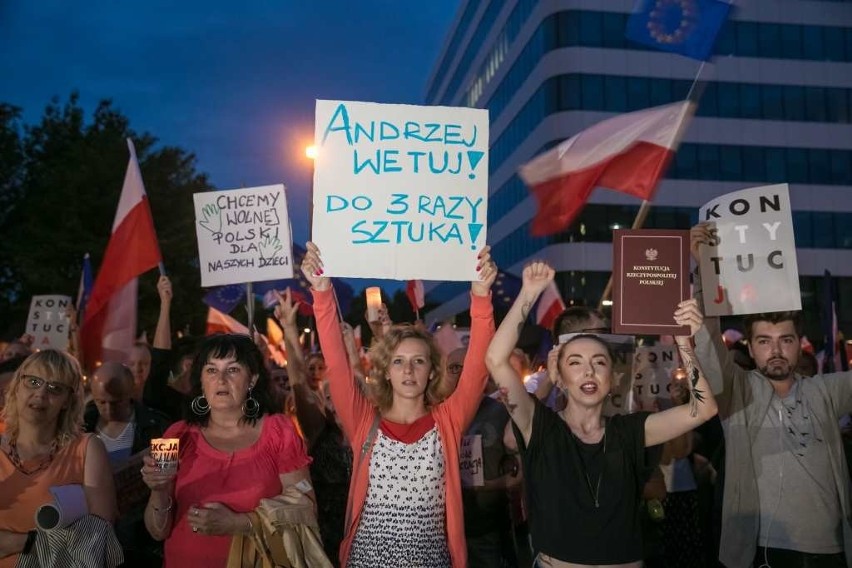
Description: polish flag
519,101,694,236
81,139,161,370
536,281,566,331
406,279,425,312
205,307,250,335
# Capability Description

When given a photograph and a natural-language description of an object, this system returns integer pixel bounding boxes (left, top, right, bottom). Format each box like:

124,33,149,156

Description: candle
366,287,382,322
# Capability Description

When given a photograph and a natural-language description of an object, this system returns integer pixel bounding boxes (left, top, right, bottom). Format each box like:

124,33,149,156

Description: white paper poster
460,434,484,488
26,295,72,350
312,100,489,280
194,184,293,287
629,345,680,412
698,183,800,316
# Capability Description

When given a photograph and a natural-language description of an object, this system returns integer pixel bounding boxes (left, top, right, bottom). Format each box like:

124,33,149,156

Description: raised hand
521,261,555,298
157,275,173,304
471,245,497,297
546,345,560,385
199,204,222,234
673,298,703,339
690,222,714,263
299,242,330,292
274,288,299,328
140,455,177,492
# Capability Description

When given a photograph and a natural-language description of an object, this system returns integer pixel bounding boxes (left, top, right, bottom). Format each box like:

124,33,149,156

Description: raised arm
153,276,172,350
275,288,327,448
301,242,373,440
485,262,554,444
690,222,749,416
442,246,496,427
644,299,719,447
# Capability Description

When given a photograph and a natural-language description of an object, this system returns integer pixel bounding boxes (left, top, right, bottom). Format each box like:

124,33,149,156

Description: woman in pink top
141,334,312,567
301,242,496,568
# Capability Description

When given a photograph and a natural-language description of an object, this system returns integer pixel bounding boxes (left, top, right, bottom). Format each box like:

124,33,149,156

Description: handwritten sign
193,184,293,287
312,100,489,280
460,434,484,488
629,345,679,412
26,295,72,350
699,184,800,316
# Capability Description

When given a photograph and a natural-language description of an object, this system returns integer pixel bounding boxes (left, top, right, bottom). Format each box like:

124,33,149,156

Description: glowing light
305,145,318,160
602,300,613,306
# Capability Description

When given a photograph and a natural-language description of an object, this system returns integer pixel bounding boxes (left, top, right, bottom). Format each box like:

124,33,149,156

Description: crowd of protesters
1,224,852,568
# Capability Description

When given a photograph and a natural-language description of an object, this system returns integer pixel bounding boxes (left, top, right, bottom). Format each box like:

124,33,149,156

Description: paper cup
150,438,179,473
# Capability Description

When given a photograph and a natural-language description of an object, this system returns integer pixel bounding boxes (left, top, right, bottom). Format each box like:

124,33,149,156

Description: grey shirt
694,316,852,567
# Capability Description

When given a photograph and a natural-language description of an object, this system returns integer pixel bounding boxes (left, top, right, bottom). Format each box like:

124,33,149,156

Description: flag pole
597,62,708,311
246,282,255,332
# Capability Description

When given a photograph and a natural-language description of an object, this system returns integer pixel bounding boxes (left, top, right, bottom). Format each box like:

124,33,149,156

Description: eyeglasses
447,363,463,374
21,375,72,397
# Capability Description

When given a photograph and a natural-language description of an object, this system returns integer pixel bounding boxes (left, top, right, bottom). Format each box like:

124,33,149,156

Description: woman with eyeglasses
0,349,117,568
140,334,312,567
301,242,497,568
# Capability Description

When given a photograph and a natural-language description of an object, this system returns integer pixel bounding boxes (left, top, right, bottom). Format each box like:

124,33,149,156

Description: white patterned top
348,425,450,568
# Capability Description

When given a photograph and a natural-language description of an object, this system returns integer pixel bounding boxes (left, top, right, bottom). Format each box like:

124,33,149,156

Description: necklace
571,427,607,508
6,439,58,475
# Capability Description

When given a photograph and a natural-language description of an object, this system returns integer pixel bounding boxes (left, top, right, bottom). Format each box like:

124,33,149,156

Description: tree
0,93,212,340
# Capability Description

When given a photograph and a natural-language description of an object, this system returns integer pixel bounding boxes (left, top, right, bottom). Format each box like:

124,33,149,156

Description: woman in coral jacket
301,242,496,568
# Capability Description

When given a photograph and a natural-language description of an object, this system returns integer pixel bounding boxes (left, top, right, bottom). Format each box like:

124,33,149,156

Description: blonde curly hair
1,349,85,448
368,325,445,412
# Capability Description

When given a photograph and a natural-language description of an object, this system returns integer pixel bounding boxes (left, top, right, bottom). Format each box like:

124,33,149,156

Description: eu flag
626,0,731,61
492,270,523,308
203,284,246,314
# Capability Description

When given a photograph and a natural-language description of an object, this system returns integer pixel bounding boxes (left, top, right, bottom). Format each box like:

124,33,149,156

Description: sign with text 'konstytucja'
312,100,489,280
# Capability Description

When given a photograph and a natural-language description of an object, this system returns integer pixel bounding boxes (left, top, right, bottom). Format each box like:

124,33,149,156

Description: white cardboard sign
312,100,489,280
460,434,484,488
629,345,679,412
26,295,72,350
699,183,801,316
193,184,294,287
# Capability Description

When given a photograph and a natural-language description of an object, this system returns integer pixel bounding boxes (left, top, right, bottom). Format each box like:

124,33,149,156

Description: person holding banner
691,223,852,568
0,349,117,568
485,261,718,567
300,241,497,568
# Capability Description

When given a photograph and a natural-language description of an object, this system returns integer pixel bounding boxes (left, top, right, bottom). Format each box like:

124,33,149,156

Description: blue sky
0,0,459,257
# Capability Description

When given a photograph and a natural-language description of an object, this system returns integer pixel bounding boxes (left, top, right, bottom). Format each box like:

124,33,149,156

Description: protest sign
312,100,489,280
699,184,800,316
194,184,293,287
26,295,72,350
460,434,484,488
629,344,680,412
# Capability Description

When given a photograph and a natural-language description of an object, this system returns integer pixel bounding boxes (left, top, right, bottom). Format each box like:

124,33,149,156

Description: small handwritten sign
699,184,800,316
312,100,489,280
26,295,72,350
194,184,294,287
460,434,484,488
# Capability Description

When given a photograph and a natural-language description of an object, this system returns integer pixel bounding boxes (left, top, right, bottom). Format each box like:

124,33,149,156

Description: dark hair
552,306,608,341
185,334,279,426
171,336,201,375
0,356,27,375
743,311,803,342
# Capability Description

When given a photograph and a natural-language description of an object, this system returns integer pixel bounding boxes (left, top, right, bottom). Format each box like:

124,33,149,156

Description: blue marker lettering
326,195,349,212
354,150,380,174
351,195,373,211
445,223,464,244
429,151,449,174
444,124,462,145
423,123,441,142
407,151,425,173
387,194,409,215
464,197,484,223
404,122,425,142
380,121,400,141
445,196,465,220
462,125,478,148
354,122,375,143
383,150,402,173
418,195,432,214
448,152,462,174
321,103,352,146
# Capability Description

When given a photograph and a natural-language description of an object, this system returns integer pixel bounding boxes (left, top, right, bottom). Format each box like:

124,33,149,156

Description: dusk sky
0,0,459,252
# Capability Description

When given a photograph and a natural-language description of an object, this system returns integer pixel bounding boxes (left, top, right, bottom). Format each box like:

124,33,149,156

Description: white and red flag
205,307,250,336
536,280,566,331
81,139,162,370
406,279,425,312
519,101,694,236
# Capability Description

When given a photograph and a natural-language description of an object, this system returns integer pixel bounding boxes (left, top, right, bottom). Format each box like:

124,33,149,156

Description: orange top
0,434,90,568
313,288,494,568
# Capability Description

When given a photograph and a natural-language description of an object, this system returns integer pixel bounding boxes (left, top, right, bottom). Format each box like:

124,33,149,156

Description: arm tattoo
678,344,706,417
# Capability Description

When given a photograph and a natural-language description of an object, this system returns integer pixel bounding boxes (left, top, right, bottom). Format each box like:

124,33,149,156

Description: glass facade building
423,0,852,339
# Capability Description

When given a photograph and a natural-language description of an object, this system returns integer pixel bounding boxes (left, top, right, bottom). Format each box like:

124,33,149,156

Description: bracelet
22,530,36,555
151,497,173,514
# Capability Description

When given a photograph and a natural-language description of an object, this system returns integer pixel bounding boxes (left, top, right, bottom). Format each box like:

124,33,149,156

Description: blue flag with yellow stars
626,0,731,61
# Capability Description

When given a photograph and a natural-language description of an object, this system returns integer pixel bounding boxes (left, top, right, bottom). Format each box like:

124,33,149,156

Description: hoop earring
191,395,210,416
243,387,260,419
